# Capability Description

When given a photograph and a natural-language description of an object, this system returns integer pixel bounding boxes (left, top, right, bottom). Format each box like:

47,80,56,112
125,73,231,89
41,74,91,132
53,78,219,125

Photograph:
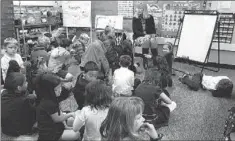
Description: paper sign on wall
95,15,123,30
62,1,91,27
217,1,231,9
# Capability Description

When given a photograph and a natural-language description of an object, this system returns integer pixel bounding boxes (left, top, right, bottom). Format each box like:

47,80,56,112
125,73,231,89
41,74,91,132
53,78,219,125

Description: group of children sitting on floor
1,25,234,141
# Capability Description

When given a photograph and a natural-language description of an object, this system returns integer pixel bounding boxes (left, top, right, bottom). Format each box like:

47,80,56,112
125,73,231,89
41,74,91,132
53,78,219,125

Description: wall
1,0,15,45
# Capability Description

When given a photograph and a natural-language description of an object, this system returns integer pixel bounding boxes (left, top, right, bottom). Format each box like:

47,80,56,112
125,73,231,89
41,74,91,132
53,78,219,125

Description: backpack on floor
224,106,235,141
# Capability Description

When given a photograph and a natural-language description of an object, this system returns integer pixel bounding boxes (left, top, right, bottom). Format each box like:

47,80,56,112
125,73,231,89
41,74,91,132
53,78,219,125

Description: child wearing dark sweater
73,61,99,109
1,72,36,136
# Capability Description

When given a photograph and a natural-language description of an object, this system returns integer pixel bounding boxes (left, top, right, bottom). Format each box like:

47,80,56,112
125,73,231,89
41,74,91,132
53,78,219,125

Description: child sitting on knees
1,37,24,82
112,55,134,96
1,72,36,136
100,97,164,141
179,73,233,97
135,69,177,128
73,80,112,141
36,73,79,141
73,61,99,109
48,35,73,82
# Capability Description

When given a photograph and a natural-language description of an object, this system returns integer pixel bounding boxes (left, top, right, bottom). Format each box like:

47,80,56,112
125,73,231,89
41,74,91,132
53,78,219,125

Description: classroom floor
1,61,235,140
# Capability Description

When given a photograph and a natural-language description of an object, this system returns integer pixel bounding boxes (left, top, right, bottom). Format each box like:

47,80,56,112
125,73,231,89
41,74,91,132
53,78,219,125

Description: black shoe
179,74,188,84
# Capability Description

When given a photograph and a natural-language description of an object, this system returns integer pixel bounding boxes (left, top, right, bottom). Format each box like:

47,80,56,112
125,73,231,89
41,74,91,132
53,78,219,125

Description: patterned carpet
2,61,235,140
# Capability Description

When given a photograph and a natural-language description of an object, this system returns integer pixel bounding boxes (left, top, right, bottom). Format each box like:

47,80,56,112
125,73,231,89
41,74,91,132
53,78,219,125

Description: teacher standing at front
132,3,158,66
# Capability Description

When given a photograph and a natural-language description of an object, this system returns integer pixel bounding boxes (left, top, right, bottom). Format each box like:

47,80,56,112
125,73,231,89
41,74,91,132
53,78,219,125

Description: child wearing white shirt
1,37,24,82
112,55,134,96
179,73,233,97
73,80,112,141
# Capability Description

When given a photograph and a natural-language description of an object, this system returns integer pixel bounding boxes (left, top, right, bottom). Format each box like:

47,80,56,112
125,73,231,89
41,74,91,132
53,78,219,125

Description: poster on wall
217,1,232,9
62,1,91,27
118,1,134,18
147,4,163,27
95,15,123,30
162,1,202,37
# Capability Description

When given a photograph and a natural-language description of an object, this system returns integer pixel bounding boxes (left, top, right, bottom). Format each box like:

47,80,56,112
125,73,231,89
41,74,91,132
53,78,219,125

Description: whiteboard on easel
62,1,91,27
95,15,123,30
176,14,217,63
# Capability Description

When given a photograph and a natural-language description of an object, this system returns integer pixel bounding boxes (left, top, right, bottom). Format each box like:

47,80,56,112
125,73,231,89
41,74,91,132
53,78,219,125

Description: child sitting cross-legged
100,96,164,141
112,55,135,96
1,72,36,136
36,73,80,141
135,69,177,129
73,80,112,141
73,61,100,110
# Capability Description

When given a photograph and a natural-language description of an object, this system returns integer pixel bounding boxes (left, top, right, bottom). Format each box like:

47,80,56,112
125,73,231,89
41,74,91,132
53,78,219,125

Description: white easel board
176,14,217,63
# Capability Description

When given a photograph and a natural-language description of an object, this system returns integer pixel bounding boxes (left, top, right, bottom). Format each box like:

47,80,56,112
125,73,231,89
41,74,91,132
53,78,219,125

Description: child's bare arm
51,112,74,123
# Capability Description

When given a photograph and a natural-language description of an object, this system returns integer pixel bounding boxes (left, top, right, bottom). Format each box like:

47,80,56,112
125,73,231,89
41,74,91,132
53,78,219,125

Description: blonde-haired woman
133,3,158,69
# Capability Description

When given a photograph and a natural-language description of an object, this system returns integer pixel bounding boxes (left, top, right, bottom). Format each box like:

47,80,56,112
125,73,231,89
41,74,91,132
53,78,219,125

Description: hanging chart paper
95,15,123,30
62,1,91,27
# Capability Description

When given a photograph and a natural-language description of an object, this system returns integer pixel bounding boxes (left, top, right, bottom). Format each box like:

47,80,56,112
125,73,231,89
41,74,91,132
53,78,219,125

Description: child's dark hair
82,61,99,73
6,60,21,76
4,72,25,91
50,40,59,48
119,55,132,68
56,35,72,48
153,56,169,73
85,80,112,110
212,79,233,97
143,69,162,87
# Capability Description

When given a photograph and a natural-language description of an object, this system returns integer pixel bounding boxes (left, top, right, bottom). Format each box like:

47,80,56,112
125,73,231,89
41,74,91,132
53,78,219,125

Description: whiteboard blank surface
176,14,217,63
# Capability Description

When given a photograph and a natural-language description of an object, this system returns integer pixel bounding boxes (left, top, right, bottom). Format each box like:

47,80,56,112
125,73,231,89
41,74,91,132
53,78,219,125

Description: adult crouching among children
80,36,110,81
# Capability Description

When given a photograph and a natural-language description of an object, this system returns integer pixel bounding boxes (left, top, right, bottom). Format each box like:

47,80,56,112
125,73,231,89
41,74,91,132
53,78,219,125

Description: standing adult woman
132,3,158,68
